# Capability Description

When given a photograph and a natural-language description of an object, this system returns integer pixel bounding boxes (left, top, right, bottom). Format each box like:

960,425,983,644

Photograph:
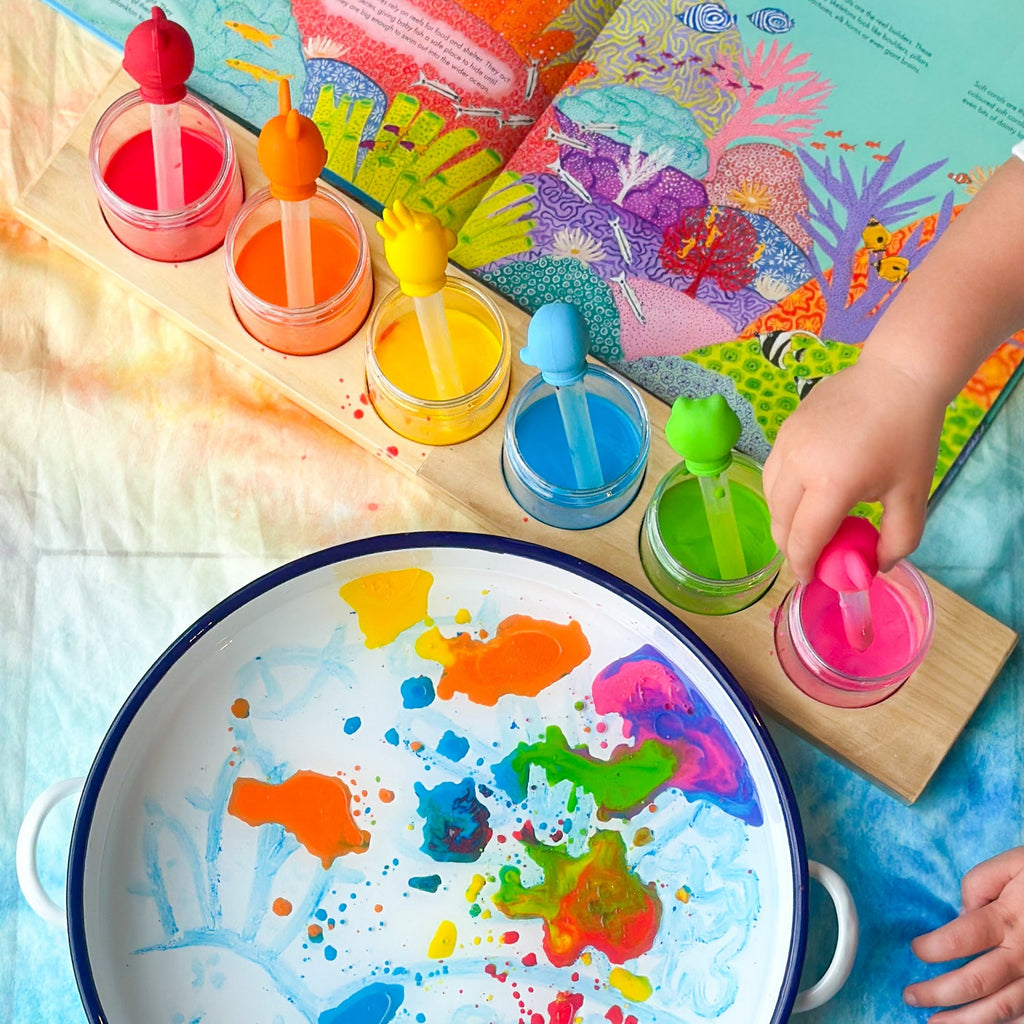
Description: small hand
376,199,456,297
762,351,945,582
904,848,1024,1023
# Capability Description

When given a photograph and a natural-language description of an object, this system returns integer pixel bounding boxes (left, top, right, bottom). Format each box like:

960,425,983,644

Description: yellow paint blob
676,886,692,903
374,308,500,401
608,967,653,1002
454,607,472,624
428,919,457,959
581,952,592,965
339,568,433,648
466,873,486,902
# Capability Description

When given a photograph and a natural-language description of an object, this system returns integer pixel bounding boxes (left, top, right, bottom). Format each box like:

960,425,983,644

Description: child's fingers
904,948,1024,1011
961,848,1024,913
877,490,928,571
909,977,1024,1024
786,488,855,584
762,469,804,561
912,903,1006,964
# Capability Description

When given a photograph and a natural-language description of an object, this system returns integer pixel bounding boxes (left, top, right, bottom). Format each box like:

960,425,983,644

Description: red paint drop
501,930,520,944
359,393,370,404
354,408,364,419
386,446,399,457
521,952,537,967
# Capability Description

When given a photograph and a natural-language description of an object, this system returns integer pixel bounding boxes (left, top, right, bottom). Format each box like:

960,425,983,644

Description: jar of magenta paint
774,560,935,708
224,186,373,356
640,455,782,615
502,366,650,529
365,280,511,446
88,90,243,262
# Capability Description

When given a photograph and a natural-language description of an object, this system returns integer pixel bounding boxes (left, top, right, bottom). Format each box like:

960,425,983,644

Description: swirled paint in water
414,614,591,705
228,770,370,868
415,777,493,862
492,824,661,968
592,646,762,826
491,725,678,819
339,568,433,648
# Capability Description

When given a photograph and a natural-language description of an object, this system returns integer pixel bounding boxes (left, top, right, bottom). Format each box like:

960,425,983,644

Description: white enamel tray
21,534,857,1023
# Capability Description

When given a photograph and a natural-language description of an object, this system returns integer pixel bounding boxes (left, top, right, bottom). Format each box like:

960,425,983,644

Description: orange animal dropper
122,6,194,212
257,80,327,308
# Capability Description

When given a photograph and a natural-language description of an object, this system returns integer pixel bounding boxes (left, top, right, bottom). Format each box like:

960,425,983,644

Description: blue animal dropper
521,303,603,490
665,394,748,580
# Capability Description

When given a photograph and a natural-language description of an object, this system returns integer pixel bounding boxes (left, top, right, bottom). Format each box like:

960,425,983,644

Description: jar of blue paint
501,304,650,530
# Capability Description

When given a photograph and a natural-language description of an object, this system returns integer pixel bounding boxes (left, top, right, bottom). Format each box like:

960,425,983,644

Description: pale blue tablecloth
1,5,1021,1022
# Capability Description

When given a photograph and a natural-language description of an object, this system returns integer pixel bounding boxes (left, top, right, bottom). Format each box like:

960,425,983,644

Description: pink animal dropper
814,515,880,652
122,7,194,212
257,81,328,309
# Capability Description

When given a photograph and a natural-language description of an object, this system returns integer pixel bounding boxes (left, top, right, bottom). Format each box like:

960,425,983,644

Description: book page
44,0,624,226
452,0,1024,498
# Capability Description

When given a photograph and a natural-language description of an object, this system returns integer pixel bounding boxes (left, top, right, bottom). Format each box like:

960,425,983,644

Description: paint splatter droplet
400,675,435,709
633,827,654,847
228,771,370,868
428,919,457,958
415,777,492,863
437,729,470,761
465,873,486,902
675,885,692,903
344,716,362,734
230,698,250,719
378,788,395,803
415,615,591,706
409,874,442,893
308,923,324,942
547,991,584,1024
340,568,433,648
272,897,292,916
454,607,471,624
319,982,404,1024
608,966,652,1002
385,728,400,746
386,445,399,457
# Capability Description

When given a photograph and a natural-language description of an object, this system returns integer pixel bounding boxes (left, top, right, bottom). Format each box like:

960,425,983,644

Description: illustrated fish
862,217,891,251
661,50,674,59
948,172,971,184
625,70,644,81
699,68,715,76
758,329,811,368
547,157,592,203
503,114,537,129
794,375,824,399
872,153,890,162
810,141,827,150
747,7,795,32
224,20,280,48
411,71,460,103
544,126,592,152
875,255,910,283
608,216,633,264
824,129,843,138
453,103,503,121
688,54,703,62
638,33,647,45
611,272,646,324
838,142,857,151
749,82,764,90
676,3,738,33
579,121,620,131
224,58,293,84
725,79,743,89
864,140,881,148
524,59,540,102
651,64,668,73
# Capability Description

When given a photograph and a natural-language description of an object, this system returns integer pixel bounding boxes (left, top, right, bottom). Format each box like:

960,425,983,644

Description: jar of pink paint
89,90,244,262
774,518,935,708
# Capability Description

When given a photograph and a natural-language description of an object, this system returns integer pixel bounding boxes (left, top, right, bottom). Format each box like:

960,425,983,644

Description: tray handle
16,777,84,928
792,859,859,1012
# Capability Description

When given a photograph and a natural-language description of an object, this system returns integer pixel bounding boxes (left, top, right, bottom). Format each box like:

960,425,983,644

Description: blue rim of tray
65,530,809,1024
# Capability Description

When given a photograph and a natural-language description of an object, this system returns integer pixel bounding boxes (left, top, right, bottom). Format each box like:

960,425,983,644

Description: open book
48,0,1024,500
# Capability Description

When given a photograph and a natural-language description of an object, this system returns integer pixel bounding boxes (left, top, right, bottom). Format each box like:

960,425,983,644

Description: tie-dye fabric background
2,2,1022,1023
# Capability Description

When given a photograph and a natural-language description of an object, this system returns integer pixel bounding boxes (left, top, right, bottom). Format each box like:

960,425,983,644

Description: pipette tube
150,101,185,211
838,589,874,651
281,197,315,308
554,382,603,489
413,292,464,399
698,472,748,580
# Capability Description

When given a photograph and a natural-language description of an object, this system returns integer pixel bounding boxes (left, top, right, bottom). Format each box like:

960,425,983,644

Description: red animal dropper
814,515,880,652
257,80,327,308
122,6,195,212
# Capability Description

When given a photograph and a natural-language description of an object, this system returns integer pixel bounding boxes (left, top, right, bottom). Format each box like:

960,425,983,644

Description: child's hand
904,847,1024,1023
762,351,945,582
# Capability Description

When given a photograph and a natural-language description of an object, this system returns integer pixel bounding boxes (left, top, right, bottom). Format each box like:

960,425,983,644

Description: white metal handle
792,860,859,1013
16,777,84,928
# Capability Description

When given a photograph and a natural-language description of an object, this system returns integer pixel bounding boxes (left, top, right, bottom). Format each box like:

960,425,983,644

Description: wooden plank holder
16,71,1017,803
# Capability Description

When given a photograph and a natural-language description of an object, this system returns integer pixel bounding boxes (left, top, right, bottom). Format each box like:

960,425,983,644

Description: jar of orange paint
224,185,373,356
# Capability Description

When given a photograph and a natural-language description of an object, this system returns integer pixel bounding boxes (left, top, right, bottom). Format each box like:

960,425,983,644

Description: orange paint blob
378,788,395,803
272,897,292,916
230,698,250,719
234,218,361,308
415,615,591,706
228,770,370,868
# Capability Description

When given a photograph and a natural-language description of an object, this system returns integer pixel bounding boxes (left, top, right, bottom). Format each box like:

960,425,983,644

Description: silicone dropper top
122,6,194,105
814,516,880,593
257,80,327,202
376,200,457,298
665,393,741,476
521,303,589,387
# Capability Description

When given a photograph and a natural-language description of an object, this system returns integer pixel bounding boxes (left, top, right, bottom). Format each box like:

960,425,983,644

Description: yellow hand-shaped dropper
376,201,463,398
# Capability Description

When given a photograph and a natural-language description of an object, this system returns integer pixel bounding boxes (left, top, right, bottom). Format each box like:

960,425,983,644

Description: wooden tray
15,71,1017,802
